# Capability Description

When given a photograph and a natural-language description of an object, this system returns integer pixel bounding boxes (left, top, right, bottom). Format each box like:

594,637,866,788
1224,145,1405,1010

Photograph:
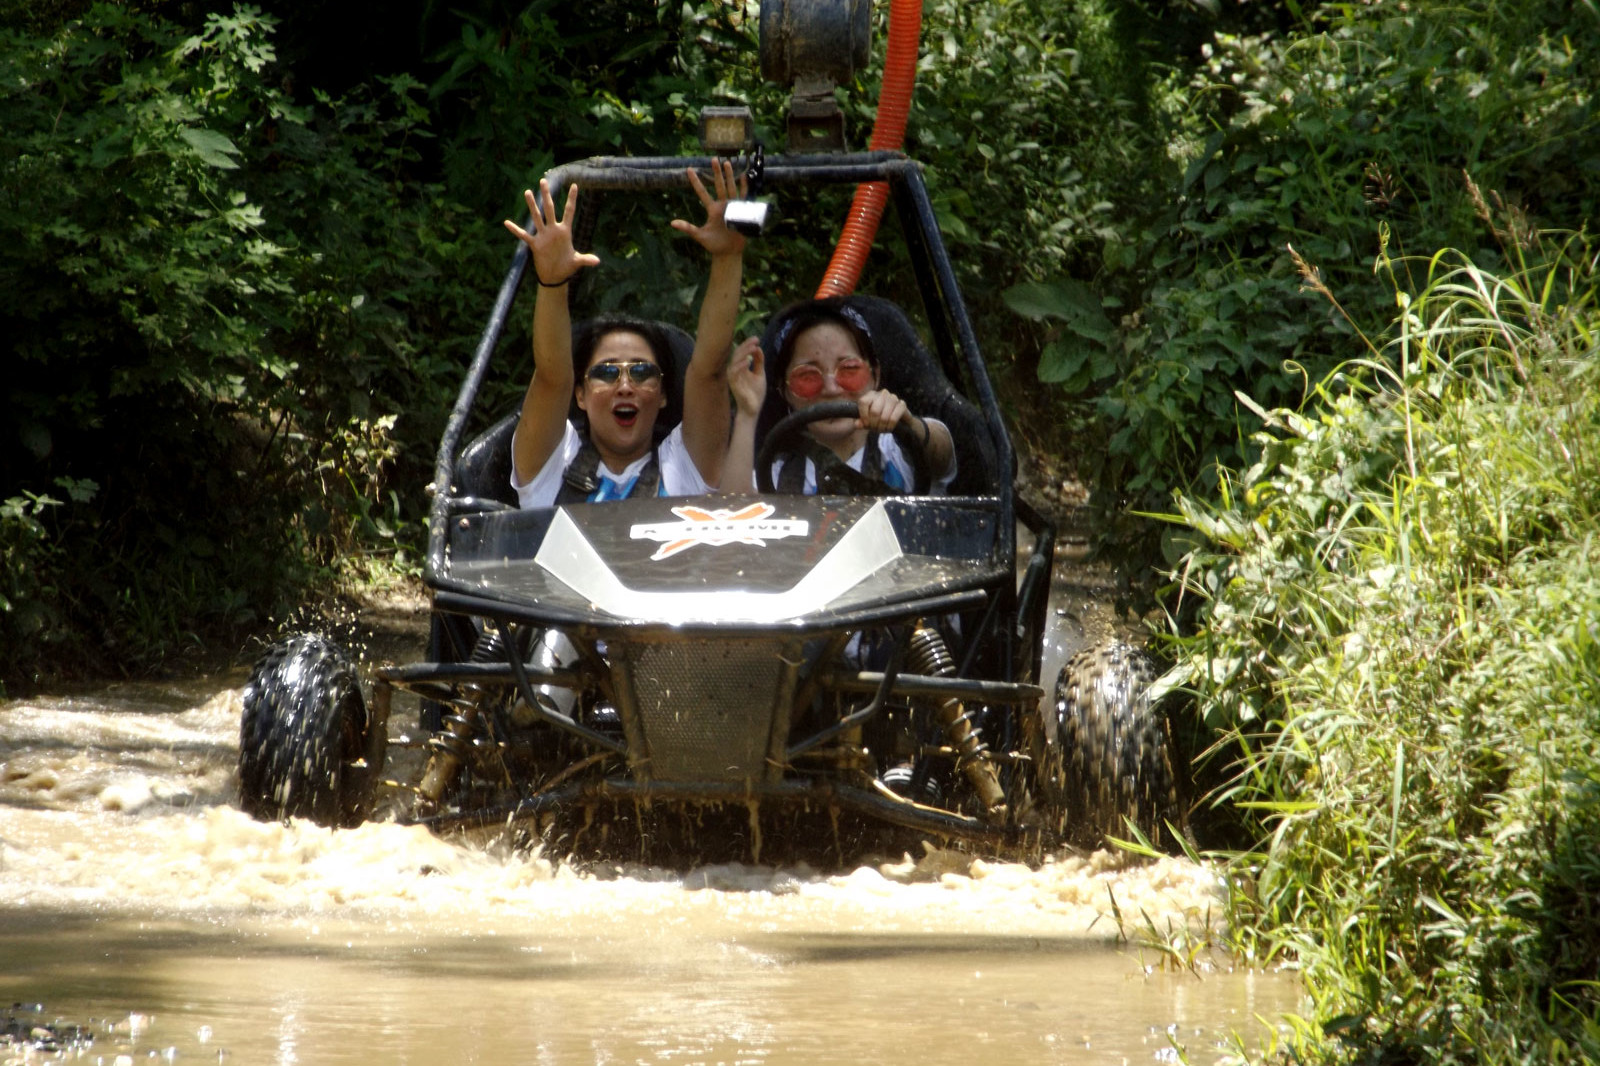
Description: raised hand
503,179,601,287
671,157,749,259
728,337,767,418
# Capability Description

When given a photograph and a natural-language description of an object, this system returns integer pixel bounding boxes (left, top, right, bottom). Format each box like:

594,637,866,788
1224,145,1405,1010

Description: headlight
698,106,755,155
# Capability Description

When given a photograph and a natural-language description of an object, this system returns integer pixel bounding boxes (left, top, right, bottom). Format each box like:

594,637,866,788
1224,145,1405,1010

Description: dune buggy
233,140,1178,863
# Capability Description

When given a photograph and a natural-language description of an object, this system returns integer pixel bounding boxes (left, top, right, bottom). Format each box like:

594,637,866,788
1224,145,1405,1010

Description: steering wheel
755,400,933,495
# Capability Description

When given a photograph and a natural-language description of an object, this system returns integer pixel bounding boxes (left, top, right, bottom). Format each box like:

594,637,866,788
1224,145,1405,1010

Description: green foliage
425,0,677,216
0,5,489,685
3,5,281,448
844,0,1162,393
1005,0,1600,538
0,483,87,694
907,0,1154,283
1165,230,1600,1061
0,5,304,680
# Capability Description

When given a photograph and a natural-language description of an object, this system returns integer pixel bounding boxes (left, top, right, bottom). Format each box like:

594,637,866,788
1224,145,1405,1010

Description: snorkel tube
815,0,923,297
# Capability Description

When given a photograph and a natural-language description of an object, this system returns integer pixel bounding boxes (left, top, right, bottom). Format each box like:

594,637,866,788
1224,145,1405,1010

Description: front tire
239,634,383,827
1050,640,1178,847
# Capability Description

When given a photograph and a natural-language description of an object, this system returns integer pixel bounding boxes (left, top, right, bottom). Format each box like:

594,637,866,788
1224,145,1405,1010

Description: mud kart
235,146,1178,862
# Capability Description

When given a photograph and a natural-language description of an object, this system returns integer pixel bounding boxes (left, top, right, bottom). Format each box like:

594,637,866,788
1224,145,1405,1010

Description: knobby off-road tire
1050,640,1178,847
238,634,384,828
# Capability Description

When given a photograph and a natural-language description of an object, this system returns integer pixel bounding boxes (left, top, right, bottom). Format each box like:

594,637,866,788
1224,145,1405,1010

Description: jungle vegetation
1164,225,1600,1063
2,1,1598,1060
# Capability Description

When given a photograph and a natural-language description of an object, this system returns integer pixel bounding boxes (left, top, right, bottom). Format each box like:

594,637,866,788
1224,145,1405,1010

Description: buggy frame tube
786,629,909,759
502,622,629,755
890,176,966,397
427,585,990,637
379,659,584,689
893,164,1017,565
1013,495,1056,685
426,243,529,580
957,578,1008,679
818,670,1043,705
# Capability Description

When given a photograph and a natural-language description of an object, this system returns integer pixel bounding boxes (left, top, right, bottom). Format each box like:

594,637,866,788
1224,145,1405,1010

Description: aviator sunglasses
785,358,872,400
586,360,663,387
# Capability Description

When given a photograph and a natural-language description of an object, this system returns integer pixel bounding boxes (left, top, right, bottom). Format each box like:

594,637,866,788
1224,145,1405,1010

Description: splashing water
1,674,1298,1065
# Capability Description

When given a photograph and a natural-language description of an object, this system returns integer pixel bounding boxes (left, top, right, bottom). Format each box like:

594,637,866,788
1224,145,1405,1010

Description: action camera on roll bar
725,199,770,237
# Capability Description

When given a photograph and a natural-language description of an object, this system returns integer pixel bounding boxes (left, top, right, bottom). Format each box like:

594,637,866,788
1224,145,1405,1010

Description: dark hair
572,315,676,396
766,297,878,388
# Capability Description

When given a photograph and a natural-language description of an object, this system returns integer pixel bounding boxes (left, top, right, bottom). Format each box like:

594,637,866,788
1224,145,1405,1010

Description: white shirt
513,421,711,509
766,419,957,494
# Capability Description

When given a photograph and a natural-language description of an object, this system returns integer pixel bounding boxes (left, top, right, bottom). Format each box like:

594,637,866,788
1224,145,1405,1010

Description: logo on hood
629,502,810,561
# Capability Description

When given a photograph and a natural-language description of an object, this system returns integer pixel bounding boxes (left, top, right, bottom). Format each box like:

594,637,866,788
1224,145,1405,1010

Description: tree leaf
1037,337,1086,383
179,127,241,169
1003,278,1102,322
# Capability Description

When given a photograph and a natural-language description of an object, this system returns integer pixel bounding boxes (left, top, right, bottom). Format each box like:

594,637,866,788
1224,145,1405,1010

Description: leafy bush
0,5,495,684
0,5,305,678
1164,228,1600,1061
1008,0,1600,540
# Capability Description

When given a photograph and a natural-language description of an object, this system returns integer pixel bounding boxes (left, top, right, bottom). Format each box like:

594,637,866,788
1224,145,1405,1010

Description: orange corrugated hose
815,0,922,298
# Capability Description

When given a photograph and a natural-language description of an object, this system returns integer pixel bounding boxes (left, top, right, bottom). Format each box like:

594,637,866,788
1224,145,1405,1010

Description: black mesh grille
629,640,786,781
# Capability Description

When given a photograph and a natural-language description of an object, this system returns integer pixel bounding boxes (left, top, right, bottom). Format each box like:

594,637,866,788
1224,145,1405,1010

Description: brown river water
0,579,1300,1065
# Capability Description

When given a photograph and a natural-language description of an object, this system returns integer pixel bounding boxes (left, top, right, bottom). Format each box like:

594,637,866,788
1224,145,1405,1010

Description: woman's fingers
686,166,711,207
857,390,907,431
508,181,602,278
507,189,539,243
535,180,552,226
857,394,880,429
515,181,564,234
688,158,744,209
737,338,765,381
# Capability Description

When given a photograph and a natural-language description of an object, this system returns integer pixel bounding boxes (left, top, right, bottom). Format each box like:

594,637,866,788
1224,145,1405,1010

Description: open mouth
613,404,638,428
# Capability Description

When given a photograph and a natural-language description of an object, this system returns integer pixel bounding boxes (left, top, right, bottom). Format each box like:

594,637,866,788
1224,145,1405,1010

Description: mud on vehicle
235,6,1180,864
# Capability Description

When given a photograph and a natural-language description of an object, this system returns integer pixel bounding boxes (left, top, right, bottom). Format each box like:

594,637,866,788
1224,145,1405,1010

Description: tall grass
1164,220,1600,1063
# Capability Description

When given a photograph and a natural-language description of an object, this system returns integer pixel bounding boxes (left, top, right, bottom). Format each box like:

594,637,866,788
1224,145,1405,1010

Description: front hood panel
443,494,999,627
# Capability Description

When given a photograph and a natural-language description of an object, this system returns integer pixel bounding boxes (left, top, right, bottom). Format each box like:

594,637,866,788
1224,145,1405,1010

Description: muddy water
0,593,1298,1065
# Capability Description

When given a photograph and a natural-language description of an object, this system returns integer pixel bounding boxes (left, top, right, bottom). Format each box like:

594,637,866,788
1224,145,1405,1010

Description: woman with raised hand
502,157,748,506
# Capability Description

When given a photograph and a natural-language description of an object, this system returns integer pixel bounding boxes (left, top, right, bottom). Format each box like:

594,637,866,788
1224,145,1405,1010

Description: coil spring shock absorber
415,624,509,811
907,625,1007,819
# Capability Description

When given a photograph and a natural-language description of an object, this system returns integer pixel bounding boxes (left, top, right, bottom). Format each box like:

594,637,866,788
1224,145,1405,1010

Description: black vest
774,432,902,495
555,439,662,504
